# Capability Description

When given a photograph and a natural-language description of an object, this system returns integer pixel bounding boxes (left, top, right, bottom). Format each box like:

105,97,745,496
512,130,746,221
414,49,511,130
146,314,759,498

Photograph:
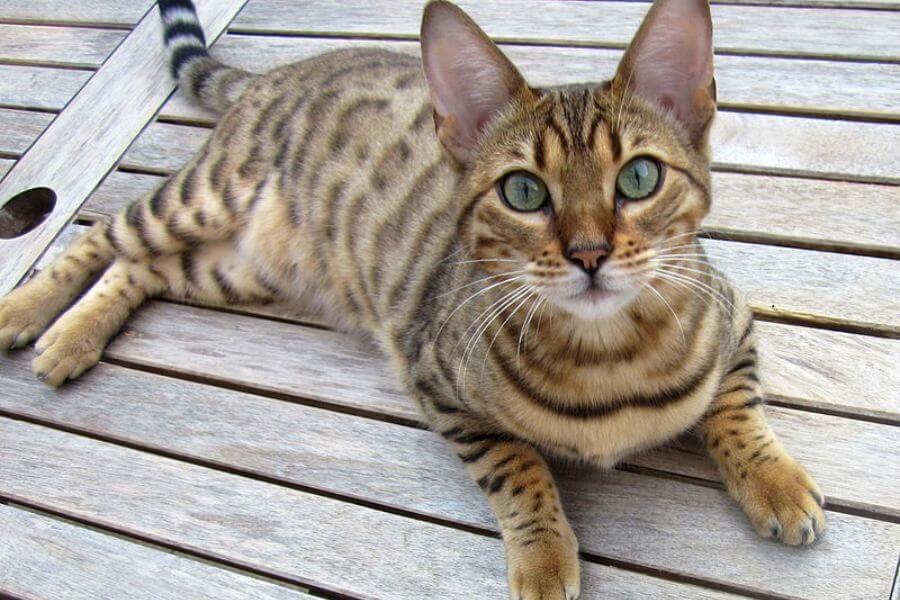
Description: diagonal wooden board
0,0,248,297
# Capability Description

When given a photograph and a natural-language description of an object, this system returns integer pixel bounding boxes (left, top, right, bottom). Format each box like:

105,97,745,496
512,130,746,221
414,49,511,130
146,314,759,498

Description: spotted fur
0,1,824,597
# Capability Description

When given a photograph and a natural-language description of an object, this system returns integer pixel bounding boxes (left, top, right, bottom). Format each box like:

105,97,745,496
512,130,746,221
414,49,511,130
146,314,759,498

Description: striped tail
158,0,256,114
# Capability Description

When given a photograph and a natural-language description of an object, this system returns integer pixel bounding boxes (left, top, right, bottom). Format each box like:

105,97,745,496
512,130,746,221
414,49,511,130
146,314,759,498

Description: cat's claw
731,457,825,546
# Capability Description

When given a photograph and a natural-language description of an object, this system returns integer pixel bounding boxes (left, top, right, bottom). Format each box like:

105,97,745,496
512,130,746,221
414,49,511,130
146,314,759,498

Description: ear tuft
421,1,529,163
613,0,716,147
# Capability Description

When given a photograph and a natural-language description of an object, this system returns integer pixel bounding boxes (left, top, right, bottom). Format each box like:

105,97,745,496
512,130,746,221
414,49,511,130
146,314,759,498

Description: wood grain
1,349,896,517
95,106,900,185
231,0,900,62
0,65,90,111
707,240,899,334
0,24,124,68
0,417,750,600
0,108,52,155
0,1,153,25
0,1,249,297
157,35,900,122
0,504,311,600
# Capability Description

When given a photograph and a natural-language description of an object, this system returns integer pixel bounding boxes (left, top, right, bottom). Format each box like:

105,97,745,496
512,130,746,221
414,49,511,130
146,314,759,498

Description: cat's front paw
729,455,825,546
506,531,581,600
0,287,55,352
32,313,106,387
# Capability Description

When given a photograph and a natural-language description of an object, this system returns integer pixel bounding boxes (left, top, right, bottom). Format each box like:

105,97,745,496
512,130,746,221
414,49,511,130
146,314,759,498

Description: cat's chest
485,355,720,467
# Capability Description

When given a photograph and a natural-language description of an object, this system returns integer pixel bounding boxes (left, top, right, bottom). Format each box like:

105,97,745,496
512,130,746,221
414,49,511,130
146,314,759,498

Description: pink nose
566,244,611,274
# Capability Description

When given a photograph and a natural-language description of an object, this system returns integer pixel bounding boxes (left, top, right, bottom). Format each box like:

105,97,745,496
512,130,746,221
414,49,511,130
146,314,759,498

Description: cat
0,0,825,597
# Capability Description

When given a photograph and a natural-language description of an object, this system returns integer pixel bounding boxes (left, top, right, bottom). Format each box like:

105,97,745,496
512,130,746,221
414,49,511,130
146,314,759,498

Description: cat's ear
420,1,531,163
612,0,716,147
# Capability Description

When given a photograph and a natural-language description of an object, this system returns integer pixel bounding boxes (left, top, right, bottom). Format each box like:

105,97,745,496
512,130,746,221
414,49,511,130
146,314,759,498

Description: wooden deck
0,1,898,598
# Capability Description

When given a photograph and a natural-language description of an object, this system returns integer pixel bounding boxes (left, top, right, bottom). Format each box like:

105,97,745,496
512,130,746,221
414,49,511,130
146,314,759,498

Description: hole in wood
0,187,56,239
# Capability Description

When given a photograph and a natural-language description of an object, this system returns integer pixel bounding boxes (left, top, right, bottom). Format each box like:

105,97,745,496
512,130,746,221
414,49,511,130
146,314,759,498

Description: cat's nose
566,243,612,275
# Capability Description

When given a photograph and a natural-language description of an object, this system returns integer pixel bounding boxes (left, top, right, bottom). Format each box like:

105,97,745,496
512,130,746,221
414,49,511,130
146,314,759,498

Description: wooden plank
0,158,12,179
0,108,52,155
0,65,90,111
157,35,900,123
0,24,124,68
755,321,900,423
0,504,310,600
77,158,900,259
0,1,250,297
231,0,900,62
707,240,899,335
103,109,900,187
0,1,153,26
705,173,900,258
1,349,896,517
0,418,748,600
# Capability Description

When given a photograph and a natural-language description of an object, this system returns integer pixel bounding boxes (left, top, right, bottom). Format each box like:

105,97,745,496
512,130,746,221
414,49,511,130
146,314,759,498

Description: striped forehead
528,87,620,171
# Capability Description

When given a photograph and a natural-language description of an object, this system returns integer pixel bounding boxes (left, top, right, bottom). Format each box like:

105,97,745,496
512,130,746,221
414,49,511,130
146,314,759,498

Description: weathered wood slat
232,0,900,62
0,418,749,600
707,240,899,335
0,504,310,600
0,2,249,297
1,348,896,517
755,322,900,423
159,35,900,122
0,158,12,179
0,65,90,111
0,24,124,68
4,34,898,122
0,108,52,156
0,1,154,25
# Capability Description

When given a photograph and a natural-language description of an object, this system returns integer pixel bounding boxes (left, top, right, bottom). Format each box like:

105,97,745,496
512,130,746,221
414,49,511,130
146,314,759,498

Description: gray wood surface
707,240,899,335
232,0,900,61
0,65,90,112
0,0,154,25
109,110,900,185
0,24,124,67
169,35,900,121
0,505,311,600
0,1,249,297
0,417,750,600
1,348,896,518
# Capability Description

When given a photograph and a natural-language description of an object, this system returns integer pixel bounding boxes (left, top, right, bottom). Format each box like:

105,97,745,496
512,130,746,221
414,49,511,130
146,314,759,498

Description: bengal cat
0,0,825,597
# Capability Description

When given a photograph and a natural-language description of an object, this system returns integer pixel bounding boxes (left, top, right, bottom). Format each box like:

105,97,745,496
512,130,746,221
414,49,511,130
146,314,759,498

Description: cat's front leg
701,326,825,545
430,407,580,599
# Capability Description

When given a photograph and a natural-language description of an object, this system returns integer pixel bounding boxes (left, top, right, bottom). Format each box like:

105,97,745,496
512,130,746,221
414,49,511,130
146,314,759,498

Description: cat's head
421,0,716,321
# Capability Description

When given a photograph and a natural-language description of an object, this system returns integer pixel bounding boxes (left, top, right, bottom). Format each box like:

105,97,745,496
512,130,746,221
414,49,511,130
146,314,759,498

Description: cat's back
220,47,462,334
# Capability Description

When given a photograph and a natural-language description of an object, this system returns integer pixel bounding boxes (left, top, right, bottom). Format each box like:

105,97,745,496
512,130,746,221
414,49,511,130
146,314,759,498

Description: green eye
616,156,661,201
500,171,549,212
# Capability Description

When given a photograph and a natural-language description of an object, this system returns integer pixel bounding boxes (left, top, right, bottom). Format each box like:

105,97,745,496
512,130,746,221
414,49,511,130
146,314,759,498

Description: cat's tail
158,0,257,114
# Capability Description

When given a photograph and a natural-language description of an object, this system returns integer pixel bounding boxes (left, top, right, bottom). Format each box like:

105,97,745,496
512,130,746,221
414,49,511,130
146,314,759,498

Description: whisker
480,288,537,378
654,269,735,315
458,285,533,398
448,258,521,266
431,276,526,347
642,282,686,346
431,270,526,300
518,295,545,366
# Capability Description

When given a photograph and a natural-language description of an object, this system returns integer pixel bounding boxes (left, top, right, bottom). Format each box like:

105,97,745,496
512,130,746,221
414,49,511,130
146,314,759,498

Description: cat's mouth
551,278,637,320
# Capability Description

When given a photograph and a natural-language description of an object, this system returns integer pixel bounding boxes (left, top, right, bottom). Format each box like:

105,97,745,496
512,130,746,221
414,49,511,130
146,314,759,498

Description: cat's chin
551,287,637,322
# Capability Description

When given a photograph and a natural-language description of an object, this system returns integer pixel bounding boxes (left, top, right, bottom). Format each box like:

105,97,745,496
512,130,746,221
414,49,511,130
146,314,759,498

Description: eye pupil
501,171,548,212
616,157,660,201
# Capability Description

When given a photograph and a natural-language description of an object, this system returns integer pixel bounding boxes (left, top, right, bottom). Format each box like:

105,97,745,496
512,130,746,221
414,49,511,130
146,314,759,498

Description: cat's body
0,1,825,597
